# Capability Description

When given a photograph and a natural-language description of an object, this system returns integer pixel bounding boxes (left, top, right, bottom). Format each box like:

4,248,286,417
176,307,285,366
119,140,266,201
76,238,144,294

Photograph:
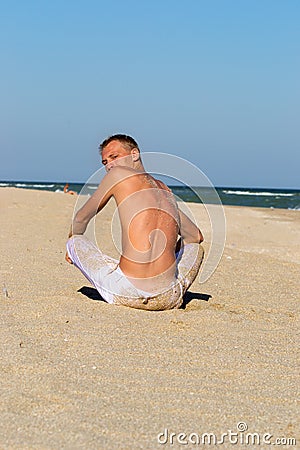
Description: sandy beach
1,187,299,449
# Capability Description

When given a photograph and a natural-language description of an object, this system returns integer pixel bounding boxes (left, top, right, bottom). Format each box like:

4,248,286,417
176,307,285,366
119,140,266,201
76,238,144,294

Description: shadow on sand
78,286,212,309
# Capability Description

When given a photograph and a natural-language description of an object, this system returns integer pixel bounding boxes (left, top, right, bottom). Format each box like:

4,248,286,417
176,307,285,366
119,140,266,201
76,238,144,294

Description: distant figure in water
63,183,76,195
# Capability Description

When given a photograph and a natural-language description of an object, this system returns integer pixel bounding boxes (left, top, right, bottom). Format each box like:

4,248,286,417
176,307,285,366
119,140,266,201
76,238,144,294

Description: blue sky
1,0,299,188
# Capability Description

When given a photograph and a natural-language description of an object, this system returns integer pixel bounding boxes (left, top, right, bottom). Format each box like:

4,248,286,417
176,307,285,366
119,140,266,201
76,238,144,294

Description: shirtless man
66,134,204,310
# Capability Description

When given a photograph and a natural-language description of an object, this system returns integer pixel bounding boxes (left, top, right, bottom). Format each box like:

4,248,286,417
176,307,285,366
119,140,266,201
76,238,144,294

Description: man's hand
65,251,73,264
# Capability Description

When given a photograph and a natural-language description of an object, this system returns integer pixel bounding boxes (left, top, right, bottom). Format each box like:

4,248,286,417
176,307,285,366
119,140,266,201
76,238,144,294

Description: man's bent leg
67,235,119,303
176,243,204,294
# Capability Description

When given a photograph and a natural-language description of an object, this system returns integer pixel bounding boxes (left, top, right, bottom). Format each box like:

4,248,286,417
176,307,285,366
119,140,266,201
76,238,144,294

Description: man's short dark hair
99,134,140,153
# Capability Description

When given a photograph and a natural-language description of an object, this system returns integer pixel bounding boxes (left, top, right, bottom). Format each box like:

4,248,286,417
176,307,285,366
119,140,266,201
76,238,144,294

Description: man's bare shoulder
103,166,145,187
96,167,145,201
153,178,172,192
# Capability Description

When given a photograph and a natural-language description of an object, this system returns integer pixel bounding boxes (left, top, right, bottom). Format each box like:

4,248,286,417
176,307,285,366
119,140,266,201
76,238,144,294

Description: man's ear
131,147,140,162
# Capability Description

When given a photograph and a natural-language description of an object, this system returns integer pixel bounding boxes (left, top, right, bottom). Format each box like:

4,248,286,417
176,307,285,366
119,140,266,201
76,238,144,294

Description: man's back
110,167,179,291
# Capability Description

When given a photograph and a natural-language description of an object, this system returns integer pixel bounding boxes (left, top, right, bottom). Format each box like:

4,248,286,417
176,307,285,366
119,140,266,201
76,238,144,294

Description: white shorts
67,236,204,310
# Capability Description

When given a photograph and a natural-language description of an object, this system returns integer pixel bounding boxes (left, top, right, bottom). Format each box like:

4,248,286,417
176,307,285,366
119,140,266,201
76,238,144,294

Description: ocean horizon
1,180,300,210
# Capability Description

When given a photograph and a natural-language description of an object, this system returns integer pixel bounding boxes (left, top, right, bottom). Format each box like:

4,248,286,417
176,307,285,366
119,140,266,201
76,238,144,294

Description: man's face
101,140,133,172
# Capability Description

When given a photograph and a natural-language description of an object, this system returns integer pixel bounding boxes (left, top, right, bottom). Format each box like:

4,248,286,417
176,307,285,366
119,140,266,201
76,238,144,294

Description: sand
0,187,299,449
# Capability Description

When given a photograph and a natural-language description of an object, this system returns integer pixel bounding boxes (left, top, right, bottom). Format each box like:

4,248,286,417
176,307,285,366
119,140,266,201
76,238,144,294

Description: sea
1,181,300,210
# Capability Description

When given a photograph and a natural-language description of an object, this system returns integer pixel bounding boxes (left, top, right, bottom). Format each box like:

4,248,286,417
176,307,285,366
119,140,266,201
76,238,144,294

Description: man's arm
178,209,203,244
65,172,117,263
67,173,117,239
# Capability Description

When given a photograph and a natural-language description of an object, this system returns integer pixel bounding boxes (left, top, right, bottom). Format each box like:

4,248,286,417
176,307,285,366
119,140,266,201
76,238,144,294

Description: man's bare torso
110,168,179,290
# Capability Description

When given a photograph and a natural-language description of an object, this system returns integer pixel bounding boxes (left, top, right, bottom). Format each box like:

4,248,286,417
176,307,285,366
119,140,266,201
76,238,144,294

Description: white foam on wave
16,183,55,188
0,183,9,186
223,190,294,197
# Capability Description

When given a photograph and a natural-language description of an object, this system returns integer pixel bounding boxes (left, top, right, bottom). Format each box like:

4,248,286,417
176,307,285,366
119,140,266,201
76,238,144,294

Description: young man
66,134,204,310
